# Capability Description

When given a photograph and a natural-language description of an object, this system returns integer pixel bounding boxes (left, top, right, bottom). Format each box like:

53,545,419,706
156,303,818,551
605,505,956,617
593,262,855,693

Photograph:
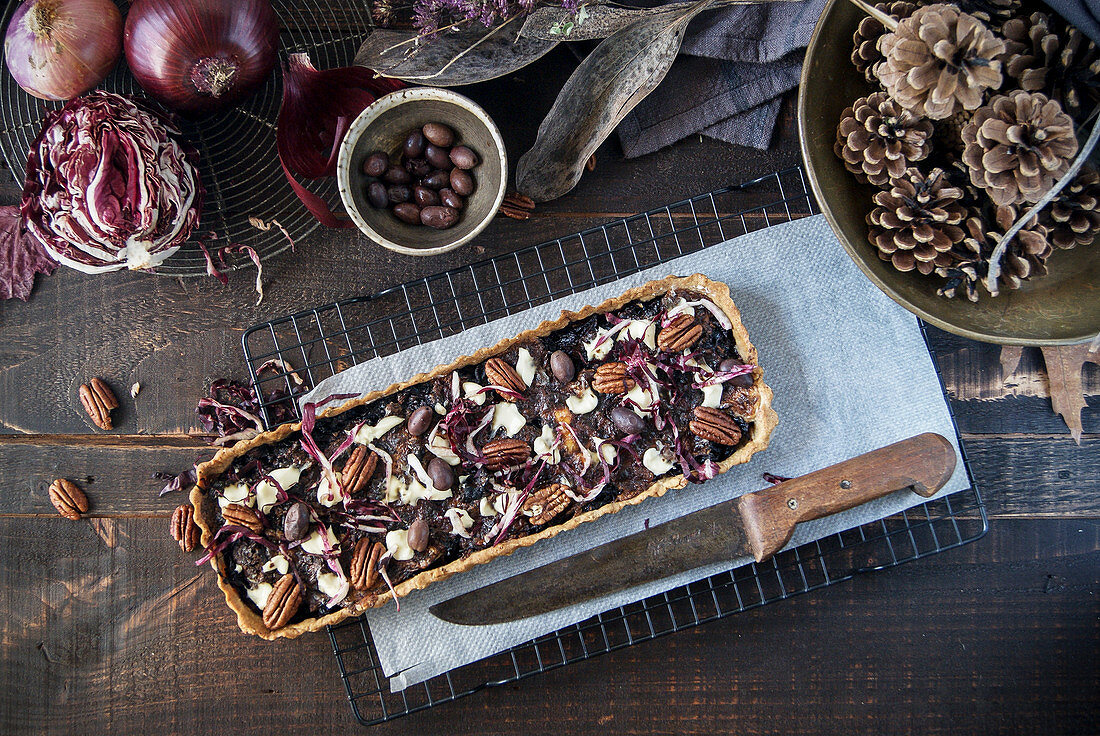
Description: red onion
123,0,279,114
3,0,122,101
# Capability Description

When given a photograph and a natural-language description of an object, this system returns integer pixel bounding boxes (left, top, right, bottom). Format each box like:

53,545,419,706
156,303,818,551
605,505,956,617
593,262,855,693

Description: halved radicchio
21,91,203,273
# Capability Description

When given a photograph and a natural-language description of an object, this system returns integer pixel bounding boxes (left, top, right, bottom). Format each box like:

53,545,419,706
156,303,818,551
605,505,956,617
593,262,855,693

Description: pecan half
222,503,263,534
523,483,571,525
78,377,119,430
592,362,635,394
170,503,200,552
341,446,378,495
498,192,535,220
48,478,88,520
262,573,302,629
485,357,525,399
481,438,530,470
657,313,703,353
689,406,742,445
350,538,386,590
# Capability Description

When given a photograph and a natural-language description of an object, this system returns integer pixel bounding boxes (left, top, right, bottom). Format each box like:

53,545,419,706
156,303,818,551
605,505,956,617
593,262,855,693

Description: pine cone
935,201,1050,299
867,167,967,275
961,91,1078,207
876,4,1005,120
953,0,1021,28
835,92,934,185
1041,165,1100,249
851,1,917,82
1002,15,1100,121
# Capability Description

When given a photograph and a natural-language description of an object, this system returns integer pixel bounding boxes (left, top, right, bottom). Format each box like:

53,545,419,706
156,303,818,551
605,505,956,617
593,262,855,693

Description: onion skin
4,0,122,101
124,0,279,115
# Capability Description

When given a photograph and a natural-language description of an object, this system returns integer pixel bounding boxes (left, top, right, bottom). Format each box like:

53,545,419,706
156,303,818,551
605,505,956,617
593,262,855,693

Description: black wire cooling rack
240,167,987,727
0,0,373,277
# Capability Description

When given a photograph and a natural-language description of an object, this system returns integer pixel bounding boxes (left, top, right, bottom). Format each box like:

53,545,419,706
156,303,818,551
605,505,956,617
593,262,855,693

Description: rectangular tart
190,274,777,639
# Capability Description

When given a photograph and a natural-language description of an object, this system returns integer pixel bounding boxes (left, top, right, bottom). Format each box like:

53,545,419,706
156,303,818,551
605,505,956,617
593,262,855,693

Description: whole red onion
3,0,122,101
124,0,279,115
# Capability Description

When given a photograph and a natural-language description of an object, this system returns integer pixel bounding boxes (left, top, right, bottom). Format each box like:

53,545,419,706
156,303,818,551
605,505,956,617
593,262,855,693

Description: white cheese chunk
301,525,339,556
316,475,347,508
434,403,446,414
583,330,613,361
445,508,475,538
261,554,290,575
400,476,453,506
384,474,404,503
255,466,300,511
643,447,675,476
566,388,598,414
427,428,462,466
624,383,656,418
479,496,498,517
533,424,561,464
617,319,657,349
385,529,415,561
354,415,405,445
515,347,537,386
316,571,345,599
592,438,618,465
218,482,252,510
491,402,527,437
245,582,273,609
701,384,723,409
666,297,696,320
463,382,487,406
492,491,515,516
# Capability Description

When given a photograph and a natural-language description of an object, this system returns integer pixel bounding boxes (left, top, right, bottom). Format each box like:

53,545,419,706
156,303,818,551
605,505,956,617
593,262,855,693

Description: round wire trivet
0,1,372,277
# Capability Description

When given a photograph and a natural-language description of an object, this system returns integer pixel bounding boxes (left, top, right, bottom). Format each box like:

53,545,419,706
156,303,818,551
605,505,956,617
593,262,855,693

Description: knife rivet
840,480,852,489
787,498,798,510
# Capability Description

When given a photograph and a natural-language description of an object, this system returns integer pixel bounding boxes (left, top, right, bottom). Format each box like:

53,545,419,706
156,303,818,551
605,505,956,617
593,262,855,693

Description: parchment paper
300,214,969,690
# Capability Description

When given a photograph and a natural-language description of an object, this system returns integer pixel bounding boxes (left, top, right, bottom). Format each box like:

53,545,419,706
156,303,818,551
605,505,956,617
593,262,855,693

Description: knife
429,432,956,626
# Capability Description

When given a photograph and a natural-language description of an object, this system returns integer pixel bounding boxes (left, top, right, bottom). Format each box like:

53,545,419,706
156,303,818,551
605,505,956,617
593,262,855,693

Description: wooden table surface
1,47,1097,735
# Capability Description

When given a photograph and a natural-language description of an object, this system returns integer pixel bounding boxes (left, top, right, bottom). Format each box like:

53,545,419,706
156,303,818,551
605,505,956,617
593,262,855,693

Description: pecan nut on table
190,276,776,638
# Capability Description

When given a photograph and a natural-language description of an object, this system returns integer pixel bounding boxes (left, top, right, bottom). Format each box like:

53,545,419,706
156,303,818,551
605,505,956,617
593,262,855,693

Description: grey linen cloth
301,214,969,691
617,0,827,157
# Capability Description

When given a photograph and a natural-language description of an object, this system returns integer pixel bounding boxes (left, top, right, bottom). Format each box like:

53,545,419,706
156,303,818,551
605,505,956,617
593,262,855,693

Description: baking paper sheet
301,214,969,690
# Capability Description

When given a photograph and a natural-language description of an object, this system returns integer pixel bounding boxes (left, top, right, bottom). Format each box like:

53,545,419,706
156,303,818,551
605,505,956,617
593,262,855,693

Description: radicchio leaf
0,205,55,301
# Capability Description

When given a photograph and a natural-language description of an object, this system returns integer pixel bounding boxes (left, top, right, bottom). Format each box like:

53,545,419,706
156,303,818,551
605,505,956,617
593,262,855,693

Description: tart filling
190,275,777,638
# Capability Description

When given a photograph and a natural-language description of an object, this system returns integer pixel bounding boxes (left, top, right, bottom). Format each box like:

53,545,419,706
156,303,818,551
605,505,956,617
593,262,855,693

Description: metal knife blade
429,433,956,626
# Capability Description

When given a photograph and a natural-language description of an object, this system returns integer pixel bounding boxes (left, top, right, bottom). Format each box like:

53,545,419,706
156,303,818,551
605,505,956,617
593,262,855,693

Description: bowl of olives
338,86,508,256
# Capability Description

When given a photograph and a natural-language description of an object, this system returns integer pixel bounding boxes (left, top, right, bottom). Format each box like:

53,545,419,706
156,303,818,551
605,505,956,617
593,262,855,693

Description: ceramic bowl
798,0,1099,345
337,87,507,256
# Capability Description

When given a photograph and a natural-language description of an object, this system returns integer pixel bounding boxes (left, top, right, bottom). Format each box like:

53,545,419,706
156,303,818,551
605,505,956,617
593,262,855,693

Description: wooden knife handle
737,433,957,563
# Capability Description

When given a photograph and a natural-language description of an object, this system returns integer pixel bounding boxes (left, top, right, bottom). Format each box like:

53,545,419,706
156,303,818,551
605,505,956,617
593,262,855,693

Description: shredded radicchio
155,466,198,497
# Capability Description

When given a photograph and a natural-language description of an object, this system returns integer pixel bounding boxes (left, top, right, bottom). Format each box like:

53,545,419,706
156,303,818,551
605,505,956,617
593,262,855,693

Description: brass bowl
337,87,507,256
798,0,1100,345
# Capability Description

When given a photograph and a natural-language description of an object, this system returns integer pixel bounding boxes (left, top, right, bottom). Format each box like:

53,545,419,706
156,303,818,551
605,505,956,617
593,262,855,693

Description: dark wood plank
1,516,1094,735
1,434,1096,517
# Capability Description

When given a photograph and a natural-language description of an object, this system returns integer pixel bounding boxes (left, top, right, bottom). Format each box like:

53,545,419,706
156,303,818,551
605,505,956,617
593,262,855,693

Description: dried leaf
516,0,716,202
519,0,794,42
1040,344,1100,445
354,22,557,86
999,345,1023,378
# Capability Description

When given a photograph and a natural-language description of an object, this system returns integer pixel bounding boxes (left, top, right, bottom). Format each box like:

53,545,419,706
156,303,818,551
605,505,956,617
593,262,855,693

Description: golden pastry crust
190,274,778,639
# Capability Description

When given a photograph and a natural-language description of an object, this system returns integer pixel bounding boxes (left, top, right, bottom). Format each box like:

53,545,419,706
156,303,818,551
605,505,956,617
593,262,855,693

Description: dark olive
393,202,421,225
363,151,388,177
407,405,435,436
404,157,432,178
420,205,459,229
611,407,646,435
423,170,450,190
449,145,478,170
549,350,575,383
424,144,452,170
413,186,440,208
439,188,464,210
404,129,425,158
426,457,455,490
383,165,410,185
366,181,388,209
386,185,411,204
449,168,475,196
407,519,429,552
720,358,754,387
422,122,455,147
283,502,310,542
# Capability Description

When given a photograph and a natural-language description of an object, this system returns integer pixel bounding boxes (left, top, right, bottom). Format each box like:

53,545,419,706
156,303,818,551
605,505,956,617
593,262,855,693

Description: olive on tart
190,274,777,638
